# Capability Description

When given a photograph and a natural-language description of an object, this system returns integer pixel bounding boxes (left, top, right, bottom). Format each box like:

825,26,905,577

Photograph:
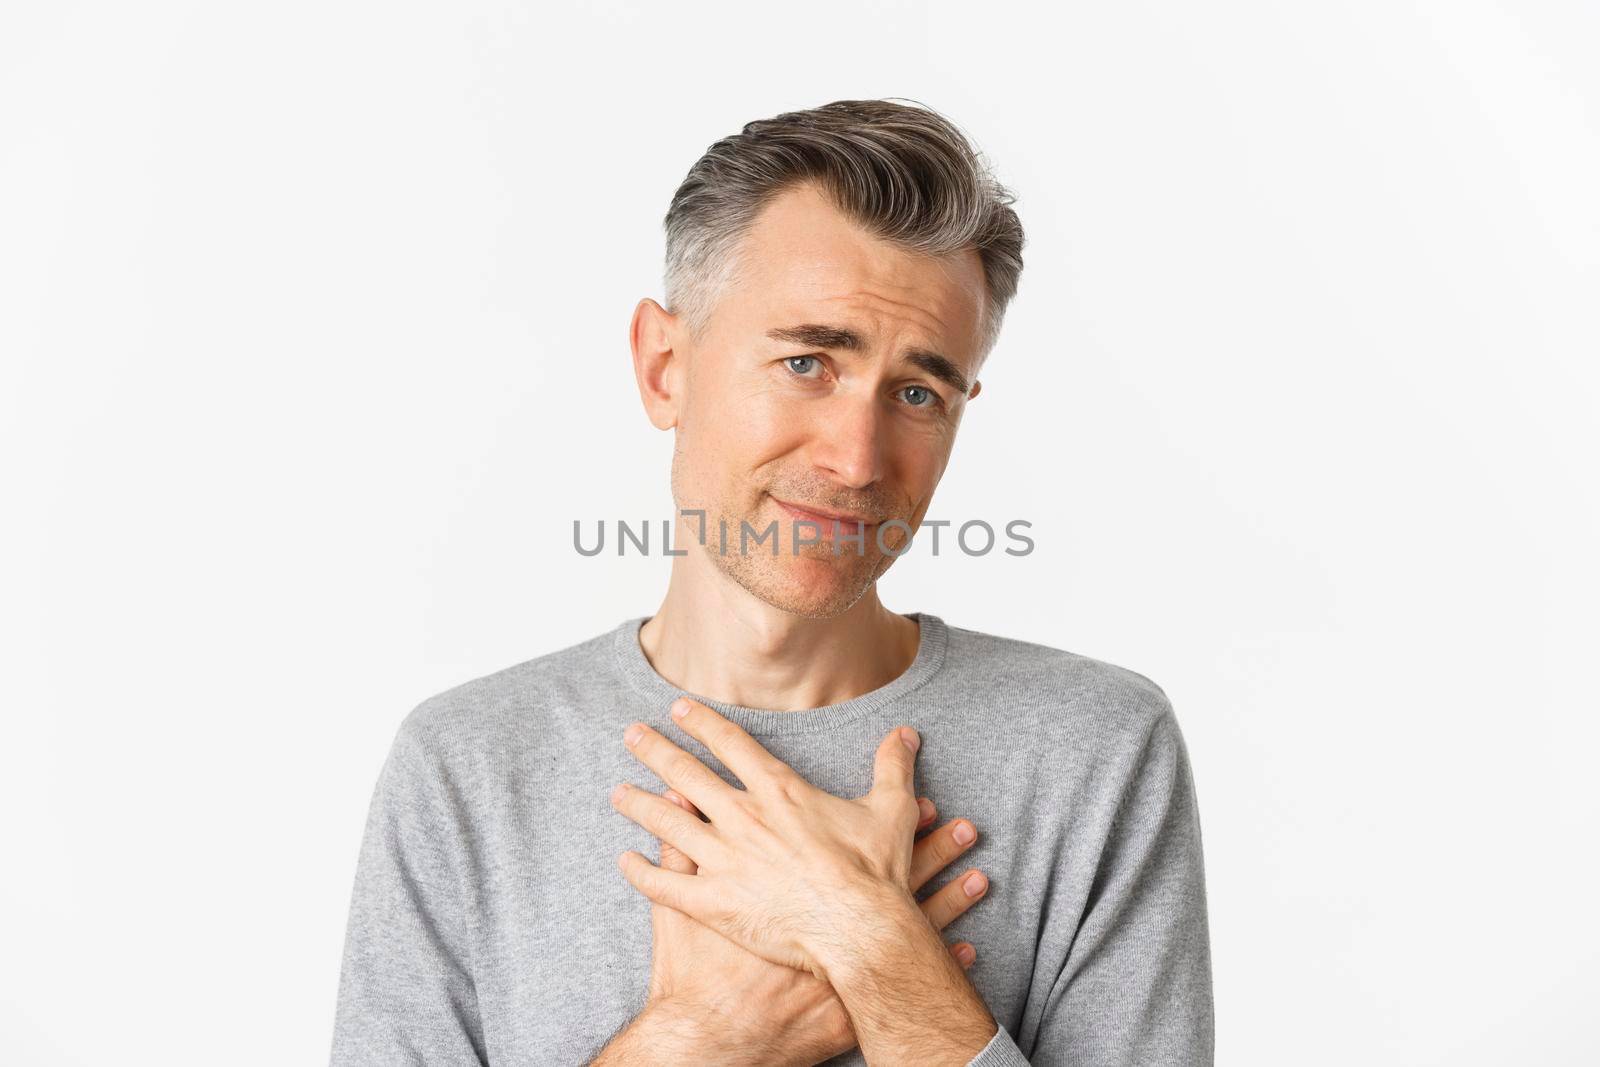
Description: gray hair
662,98,1026,365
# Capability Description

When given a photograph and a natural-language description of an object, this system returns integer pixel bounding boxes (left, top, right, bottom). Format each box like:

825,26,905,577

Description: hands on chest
595,696,998,1067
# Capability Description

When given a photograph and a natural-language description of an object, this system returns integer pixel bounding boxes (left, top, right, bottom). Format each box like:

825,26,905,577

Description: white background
3,2,1596,1063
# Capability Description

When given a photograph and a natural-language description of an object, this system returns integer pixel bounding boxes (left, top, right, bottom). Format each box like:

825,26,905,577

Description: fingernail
953,821,976,846
900,727,920,753
624,723,644,746
917,797,936,821
670,698,690,721
956,944,977,965
963,871,987,898
610,783,627,804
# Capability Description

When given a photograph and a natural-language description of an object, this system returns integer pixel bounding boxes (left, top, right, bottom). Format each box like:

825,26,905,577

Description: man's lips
770,496,877,537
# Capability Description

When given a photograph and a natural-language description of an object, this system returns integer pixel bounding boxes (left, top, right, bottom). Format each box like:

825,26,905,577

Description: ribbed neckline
611,612,948,737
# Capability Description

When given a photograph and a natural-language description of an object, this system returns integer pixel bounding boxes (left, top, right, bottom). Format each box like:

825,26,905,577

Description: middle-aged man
330,99,1214,1066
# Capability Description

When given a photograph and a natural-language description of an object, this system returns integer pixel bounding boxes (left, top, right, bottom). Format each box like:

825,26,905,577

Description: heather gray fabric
329,613,1214,1066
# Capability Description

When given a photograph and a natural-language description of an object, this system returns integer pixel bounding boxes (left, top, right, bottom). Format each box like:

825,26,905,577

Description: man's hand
611,698,951,973
612,787,988,1067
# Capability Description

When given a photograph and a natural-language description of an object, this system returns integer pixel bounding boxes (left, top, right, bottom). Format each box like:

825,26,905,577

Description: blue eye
785,355,820,376
902,385,938,408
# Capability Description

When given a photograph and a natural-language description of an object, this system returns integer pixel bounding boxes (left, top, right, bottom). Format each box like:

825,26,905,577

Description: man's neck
637,563,921,713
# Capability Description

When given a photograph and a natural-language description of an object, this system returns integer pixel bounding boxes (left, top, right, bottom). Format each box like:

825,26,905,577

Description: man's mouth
770,496,876,539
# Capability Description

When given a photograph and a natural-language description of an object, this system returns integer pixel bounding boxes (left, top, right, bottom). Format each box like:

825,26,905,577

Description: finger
916,796,937,831
950,942,977,970
919,868,989,931
624,721,741,823
664,788,702,819
668,697,794,789
610,782,721,865
870,725,920,803
617,849,719,919
909,818,979,891
657,790,699,874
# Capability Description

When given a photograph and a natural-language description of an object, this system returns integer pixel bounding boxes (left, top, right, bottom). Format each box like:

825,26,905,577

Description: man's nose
809,395,887,490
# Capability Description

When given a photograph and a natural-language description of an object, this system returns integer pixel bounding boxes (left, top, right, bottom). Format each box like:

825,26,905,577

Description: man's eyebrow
764,322,972,395
765,322,865,352
903,351,971,396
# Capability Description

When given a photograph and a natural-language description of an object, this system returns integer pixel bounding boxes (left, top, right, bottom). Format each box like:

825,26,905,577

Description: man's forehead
730,187,987,363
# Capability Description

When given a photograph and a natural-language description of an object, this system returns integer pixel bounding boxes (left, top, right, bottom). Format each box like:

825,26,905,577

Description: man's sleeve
966,702,1215,1067
329,716,489,1066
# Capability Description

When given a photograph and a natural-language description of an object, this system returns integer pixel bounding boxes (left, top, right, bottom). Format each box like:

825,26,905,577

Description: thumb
870,725,920,803
657,789,699,874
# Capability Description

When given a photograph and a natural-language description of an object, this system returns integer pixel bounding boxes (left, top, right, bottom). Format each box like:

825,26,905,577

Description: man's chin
715,553,881,619
747,583,872,620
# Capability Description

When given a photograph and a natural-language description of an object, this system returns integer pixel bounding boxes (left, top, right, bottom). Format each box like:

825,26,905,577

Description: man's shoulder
390,621,627,762
938,618,1179,751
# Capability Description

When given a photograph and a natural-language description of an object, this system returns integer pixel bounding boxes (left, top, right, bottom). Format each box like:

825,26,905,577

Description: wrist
599,1000,707,1065
809,880,927,985
622,997,767,1067
808,883,997,1064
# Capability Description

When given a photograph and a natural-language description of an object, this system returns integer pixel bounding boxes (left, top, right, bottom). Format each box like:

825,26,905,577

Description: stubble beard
671,444,904,620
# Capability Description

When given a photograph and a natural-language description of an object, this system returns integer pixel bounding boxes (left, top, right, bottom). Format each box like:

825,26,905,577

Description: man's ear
630,298,683,430
968,379,982,401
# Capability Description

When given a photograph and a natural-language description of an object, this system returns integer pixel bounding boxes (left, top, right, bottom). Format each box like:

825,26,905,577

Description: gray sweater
329,613,1214,1065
